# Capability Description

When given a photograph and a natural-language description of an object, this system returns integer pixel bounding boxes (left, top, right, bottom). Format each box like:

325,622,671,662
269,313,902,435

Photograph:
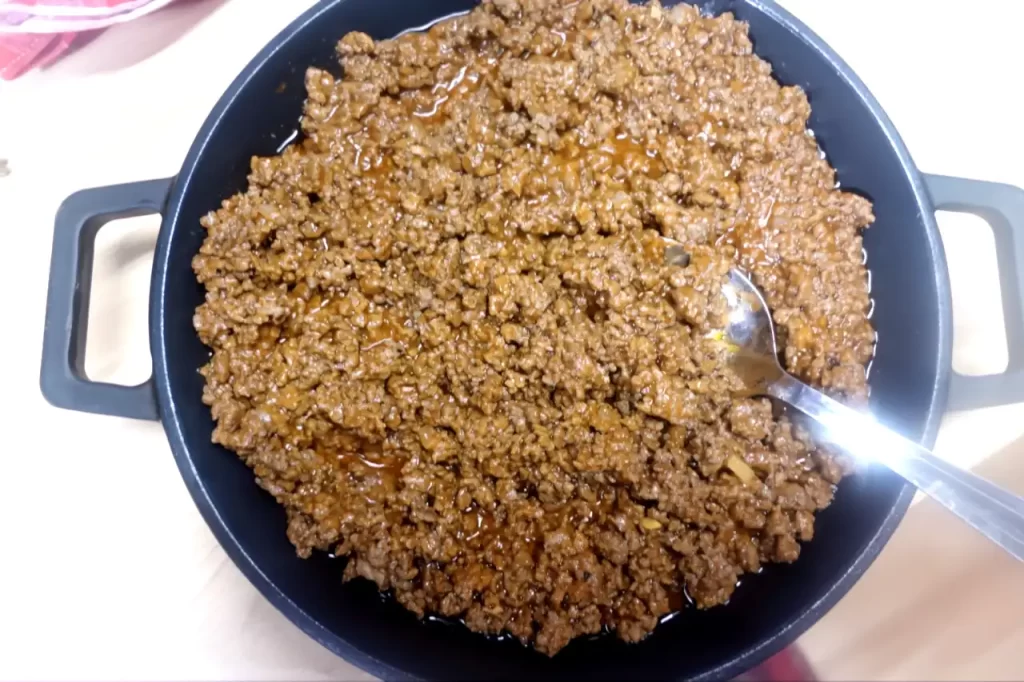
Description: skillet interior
153,0,949,678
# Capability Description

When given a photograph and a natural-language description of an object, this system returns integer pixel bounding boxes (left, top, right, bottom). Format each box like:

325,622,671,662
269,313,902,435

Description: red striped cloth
0,31,76,79
0,0,175,79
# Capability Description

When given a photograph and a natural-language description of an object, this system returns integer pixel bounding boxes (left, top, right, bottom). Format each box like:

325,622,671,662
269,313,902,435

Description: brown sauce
194,0,876,656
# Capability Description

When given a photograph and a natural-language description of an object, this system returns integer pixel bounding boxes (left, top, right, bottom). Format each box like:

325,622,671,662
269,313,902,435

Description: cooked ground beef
192,0,875,656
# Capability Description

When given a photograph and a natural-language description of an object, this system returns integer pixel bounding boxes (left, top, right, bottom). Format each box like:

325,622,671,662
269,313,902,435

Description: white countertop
1,1,1022,679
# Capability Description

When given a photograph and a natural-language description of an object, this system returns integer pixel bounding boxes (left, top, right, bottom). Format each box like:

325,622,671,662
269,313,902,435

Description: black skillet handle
40,178,174,421
925,174,1024,411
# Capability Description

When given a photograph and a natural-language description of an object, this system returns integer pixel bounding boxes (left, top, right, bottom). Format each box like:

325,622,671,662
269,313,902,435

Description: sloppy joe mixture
193,0,876,655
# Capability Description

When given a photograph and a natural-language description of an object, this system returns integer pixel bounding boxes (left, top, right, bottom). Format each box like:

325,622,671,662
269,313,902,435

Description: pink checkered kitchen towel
0,0,176,79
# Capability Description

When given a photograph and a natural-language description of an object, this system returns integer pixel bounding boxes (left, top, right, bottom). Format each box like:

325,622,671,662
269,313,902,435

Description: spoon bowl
669,241,1024,561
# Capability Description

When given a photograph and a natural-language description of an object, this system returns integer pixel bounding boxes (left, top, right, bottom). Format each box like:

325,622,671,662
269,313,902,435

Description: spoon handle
770,373,1024,561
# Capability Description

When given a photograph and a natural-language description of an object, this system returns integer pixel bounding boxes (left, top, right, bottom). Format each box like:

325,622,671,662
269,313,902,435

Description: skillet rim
150,0,952,678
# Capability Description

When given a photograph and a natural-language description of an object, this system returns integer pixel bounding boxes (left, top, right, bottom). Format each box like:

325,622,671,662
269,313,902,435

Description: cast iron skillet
40,0,1024,679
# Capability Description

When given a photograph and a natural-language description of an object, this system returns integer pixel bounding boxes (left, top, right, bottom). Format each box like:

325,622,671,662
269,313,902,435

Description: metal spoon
667,242,1024,561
